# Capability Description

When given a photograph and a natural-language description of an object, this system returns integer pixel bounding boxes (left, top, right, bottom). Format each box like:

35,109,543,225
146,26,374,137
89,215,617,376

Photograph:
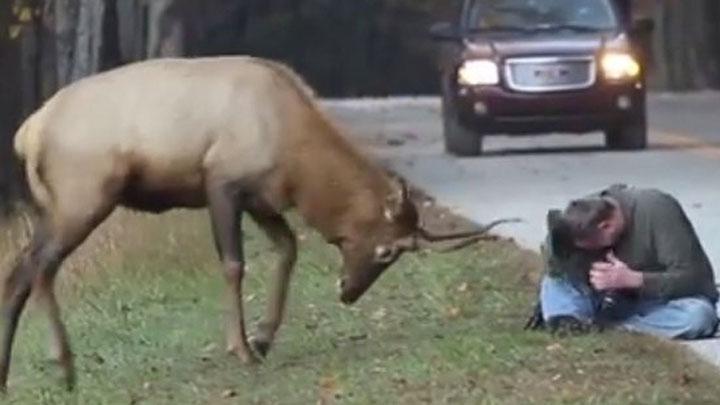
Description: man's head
560,196,626,251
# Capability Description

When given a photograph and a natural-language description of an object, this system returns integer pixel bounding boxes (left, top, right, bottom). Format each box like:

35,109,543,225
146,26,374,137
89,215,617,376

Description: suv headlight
601,52,640,81
458,60,499,86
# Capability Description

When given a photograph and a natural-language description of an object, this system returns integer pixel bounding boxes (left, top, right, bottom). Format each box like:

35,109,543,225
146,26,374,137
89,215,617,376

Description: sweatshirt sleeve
639,194,713,300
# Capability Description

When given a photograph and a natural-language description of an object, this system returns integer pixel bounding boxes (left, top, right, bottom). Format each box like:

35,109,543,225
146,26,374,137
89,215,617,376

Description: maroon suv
430,0,654,156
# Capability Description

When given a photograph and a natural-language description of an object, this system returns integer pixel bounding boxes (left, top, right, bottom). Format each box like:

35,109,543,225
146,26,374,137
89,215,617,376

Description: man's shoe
546,315,603,337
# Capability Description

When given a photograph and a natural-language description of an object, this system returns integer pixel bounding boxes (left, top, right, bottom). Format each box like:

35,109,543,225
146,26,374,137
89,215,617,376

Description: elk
2,56,506,391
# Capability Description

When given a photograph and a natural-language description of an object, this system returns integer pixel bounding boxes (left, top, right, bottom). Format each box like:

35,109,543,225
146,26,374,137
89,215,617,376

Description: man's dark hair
561,197,615,241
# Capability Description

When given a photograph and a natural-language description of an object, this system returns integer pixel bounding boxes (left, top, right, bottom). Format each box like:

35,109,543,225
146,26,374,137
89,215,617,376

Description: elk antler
399,218,522,253
417,218,520,242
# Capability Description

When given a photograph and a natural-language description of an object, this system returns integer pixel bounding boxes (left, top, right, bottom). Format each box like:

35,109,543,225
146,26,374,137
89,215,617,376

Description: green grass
0,209,719,404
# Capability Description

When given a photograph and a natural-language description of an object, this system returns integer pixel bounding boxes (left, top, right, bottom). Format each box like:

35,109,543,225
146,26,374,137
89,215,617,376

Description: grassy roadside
0,208,718,404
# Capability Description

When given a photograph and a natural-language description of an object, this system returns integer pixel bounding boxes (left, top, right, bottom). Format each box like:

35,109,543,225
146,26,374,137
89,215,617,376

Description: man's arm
640,194,714,300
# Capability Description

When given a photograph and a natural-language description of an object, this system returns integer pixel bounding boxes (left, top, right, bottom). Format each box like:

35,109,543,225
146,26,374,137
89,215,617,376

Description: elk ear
384,176,409,221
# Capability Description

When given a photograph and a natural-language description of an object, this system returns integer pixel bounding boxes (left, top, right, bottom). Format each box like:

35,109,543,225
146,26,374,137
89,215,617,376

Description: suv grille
505,56,596,92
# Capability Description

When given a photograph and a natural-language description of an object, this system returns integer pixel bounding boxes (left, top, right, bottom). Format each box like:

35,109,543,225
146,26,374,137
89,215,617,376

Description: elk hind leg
0,222,49,391
36,198,115,390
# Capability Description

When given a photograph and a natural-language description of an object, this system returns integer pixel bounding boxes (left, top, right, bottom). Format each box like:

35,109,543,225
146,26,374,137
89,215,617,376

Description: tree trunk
117,0,147,62
0,1,22,210
101,0,120,69
70,0,105,81
647,0,719,90
146,0,185,58
54,0,78,89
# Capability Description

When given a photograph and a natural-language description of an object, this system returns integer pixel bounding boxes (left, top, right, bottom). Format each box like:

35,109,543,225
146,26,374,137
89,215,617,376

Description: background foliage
1,0,719,207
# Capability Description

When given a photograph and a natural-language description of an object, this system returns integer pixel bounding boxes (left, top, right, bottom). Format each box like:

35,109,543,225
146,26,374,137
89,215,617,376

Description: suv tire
604,113,647,151
441,93,483,157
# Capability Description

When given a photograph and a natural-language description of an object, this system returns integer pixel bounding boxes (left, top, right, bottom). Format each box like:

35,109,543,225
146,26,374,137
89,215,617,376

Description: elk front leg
1,224,80,392
248,211,297,358
207,183,257,364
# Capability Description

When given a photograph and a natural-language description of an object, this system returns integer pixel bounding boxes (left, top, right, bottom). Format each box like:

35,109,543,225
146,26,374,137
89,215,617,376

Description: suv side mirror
429,22,461,41
630,18,655,35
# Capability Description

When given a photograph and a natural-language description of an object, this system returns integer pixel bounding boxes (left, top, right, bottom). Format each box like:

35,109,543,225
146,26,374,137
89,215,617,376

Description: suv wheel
604,113,647,151
442,95,483,156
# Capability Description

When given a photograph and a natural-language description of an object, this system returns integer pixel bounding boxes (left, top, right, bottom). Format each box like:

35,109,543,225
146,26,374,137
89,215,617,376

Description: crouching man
528,184,719,339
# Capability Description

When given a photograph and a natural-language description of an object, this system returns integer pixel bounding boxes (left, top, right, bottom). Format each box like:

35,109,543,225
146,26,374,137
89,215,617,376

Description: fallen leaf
348,333,368,341
200,343,217,361
552,373,562,382
392,376,408,386
202,343,218,352
371,307,387,321
90,352,105,364
545,343,562,352
222,389,237,398
447,307,461,319
318,375,340,405
675,372,693,386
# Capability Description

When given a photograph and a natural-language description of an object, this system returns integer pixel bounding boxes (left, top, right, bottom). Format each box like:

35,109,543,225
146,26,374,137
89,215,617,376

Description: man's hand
589,252,643,291
590,252,643,291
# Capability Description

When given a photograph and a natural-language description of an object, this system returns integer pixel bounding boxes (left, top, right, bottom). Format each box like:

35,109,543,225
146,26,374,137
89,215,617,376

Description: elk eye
374,245,395,263
383,207,395,222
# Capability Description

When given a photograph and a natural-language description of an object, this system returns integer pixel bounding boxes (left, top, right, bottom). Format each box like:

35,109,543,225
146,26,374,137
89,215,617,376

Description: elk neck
282,113,393,242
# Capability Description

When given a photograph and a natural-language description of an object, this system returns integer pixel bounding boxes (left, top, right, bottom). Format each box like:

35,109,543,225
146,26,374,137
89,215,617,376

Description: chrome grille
504,56,596,92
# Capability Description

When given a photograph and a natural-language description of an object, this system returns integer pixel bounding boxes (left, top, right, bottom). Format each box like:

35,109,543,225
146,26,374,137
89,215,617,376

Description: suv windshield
466,0,617,32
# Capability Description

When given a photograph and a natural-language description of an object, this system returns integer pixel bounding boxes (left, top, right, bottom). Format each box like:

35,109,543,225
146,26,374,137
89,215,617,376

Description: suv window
466,0,617,31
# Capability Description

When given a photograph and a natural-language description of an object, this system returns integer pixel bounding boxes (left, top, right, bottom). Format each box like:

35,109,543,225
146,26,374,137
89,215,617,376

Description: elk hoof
60,359,76,391
249,337,271,359
43,356,76,391
226,345,259,365
64,372,76,392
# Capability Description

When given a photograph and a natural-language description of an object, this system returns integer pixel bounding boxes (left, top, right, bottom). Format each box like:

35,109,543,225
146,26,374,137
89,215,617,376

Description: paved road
324,92,720,365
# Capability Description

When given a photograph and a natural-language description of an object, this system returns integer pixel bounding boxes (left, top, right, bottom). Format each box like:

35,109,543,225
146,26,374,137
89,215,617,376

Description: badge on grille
534,66,570,82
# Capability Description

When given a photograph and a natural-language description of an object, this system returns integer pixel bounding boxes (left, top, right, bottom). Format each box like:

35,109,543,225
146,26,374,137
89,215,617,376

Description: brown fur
1,56,420,391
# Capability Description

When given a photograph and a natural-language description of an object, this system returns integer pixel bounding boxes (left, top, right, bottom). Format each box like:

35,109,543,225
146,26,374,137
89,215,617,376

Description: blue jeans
540,275,719,340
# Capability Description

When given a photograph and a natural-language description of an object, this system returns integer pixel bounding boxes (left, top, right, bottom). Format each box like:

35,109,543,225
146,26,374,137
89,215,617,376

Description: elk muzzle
338,263,390,305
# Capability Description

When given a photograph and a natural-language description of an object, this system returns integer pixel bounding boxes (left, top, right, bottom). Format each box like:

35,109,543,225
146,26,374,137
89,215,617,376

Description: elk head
336,177,517,304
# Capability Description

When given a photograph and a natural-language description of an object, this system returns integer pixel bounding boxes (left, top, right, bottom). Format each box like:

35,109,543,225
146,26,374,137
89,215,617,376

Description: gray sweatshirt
544,184,718,303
